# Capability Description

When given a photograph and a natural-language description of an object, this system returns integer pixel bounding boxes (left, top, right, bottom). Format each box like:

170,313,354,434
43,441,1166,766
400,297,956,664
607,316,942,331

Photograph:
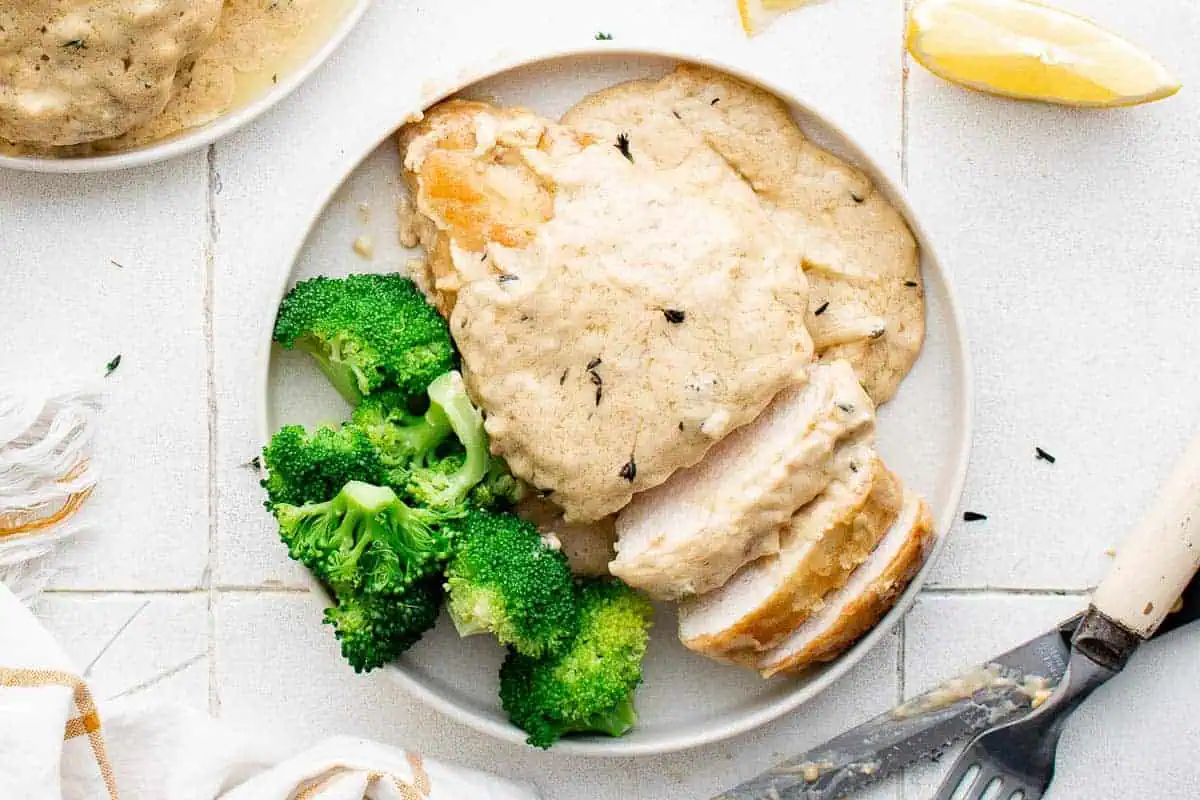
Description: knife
712,561,1200,799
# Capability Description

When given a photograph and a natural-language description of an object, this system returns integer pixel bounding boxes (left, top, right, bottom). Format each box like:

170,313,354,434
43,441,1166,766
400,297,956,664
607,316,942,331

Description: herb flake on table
242,456,262,470
615,133,633,163
595,32,613,40
104,354,122,377
109,259,124,269
963,511,988,522
1035,446,1056,464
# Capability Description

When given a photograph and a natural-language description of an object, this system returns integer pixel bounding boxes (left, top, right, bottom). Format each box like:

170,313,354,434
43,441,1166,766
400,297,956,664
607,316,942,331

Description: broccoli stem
423,372,490,505
576,693,639,738
296,335,368,406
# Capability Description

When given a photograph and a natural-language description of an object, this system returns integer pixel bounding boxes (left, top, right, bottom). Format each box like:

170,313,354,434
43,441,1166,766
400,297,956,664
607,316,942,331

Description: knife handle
1092,433,1200,638
1155,572,1200,637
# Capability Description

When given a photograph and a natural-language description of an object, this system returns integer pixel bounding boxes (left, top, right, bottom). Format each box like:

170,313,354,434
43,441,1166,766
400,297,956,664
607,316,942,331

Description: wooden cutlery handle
1093,433,1200,637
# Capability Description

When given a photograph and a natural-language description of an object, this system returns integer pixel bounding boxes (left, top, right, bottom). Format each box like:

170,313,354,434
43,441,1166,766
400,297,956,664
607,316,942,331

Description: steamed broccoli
469,455,526,510
324,578,443,673
351,388,454,471
402,372,490,509
499,578,653,748
445,510,577,657
273,273,456,405
274,481,456,596
261,423,387,508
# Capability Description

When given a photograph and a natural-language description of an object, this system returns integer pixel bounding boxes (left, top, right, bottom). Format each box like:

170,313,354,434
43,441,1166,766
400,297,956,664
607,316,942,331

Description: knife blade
713,576,1200,800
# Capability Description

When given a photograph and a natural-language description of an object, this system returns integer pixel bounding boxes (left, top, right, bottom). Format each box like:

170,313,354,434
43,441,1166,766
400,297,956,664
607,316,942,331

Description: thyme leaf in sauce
595,385,603,406
963,511,988,522
586,357,602,370
615,133,634,163
904,280,918,287
619,457,637,482
109,260,124,269
62,39,86,50
672,111,682,120
1035,447,1056,464
850,192,865,204
497,273,519,283
560,368,569,385
710,98,720,106
678,421,684,431
663,309,686,324
595,32,614,40
104,354,122,377
538,487,555,498
836,403,855,414
590,371,603,387
813,301,829,316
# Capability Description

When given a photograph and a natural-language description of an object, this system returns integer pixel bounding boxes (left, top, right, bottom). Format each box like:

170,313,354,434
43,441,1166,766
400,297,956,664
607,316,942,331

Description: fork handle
1092,432,1200,638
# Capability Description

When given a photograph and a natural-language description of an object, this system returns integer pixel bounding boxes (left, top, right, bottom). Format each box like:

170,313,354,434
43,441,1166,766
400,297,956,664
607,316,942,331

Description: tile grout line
204,143,221,718
922,586,1092,597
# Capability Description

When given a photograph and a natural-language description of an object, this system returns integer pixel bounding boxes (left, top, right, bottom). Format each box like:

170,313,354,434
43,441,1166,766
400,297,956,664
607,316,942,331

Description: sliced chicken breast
612,361,875,600
759,488,934,677
679,455,903,656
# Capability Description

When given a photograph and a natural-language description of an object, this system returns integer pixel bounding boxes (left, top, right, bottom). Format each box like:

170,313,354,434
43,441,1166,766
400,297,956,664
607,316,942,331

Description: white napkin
0,582,540,800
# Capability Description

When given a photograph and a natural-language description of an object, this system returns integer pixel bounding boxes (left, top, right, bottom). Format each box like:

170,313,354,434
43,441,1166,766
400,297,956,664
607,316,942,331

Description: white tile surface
6,0,1200,797
35,593,208,708
907,0,1200,591
0,158,211,590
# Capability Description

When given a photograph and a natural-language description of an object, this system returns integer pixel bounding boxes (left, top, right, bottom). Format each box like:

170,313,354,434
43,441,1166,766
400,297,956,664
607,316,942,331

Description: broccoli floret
351,389,453,470
499,578,653,748
469,456,527,510
273,273,456,405
403,372,491,509
274,481,456,596
324,578,443,673
261,424,387,508
445,510,577,657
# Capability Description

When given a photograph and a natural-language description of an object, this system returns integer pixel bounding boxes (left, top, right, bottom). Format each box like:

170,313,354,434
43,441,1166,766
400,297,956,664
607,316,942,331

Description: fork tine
931,751,982,800
965,769,1004,800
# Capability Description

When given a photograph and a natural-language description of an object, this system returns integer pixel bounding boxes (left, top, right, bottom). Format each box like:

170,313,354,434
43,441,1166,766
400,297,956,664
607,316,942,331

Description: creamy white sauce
1,0,357,155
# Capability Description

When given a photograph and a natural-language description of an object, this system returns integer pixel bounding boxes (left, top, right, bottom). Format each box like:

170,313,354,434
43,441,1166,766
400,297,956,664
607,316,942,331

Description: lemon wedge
907,0,1180,107
737,0,814,36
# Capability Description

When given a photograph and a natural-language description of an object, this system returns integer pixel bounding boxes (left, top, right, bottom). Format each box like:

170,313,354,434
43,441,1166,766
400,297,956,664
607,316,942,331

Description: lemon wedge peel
737,0,815,36
906,0,1181,108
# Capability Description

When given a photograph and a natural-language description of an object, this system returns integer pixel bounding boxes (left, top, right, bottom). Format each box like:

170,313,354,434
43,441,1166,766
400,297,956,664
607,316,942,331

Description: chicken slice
612,361,874,600
398,100,813,522
678,454,904,658
758,487,934,677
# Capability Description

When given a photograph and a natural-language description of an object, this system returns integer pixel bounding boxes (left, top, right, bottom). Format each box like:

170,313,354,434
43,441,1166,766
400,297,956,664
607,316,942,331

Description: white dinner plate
0,0,372,174
261,47,973,756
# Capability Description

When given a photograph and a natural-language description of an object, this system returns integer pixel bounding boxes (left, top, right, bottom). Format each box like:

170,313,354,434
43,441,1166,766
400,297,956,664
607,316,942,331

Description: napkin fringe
0,391,101,600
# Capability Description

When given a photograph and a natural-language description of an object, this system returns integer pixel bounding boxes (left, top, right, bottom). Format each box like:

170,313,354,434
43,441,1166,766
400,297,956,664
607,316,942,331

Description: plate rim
0,0,374,174
254,42,975,757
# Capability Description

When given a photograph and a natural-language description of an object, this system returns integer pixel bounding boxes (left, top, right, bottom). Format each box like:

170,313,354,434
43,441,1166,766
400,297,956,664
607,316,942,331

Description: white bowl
261,45,973,757
0,0,372,174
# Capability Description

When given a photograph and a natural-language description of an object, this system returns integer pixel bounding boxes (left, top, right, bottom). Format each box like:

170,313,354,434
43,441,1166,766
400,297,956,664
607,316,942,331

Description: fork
934,433,1200,800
